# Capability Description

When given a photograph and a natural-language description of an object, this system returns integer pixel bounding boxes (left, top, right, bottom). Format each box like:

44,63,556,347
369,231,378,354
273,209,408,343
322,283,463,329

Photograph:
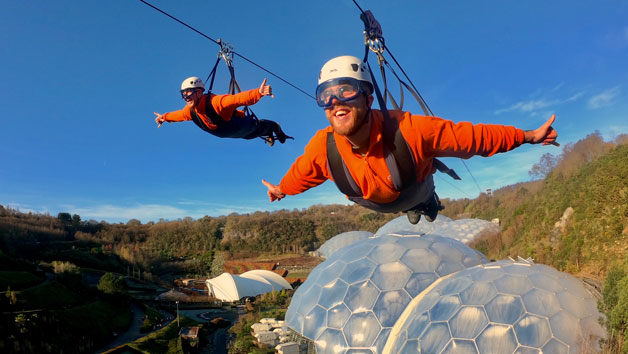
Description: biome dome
383,259,606,354
375,215,499,245
285,233,487,353
315,230,374,259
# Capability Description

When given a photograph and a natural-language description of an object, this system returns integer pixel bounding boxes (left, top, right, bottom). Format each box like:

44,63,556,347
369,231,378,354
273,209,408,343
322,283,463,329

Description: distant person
155,77,291,145
262,55,558,223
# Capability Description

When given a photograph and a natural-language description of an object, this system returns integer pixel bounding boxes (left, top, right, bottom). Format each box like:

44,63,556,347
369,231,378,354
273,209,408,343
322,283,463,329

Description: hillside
442,133,627,280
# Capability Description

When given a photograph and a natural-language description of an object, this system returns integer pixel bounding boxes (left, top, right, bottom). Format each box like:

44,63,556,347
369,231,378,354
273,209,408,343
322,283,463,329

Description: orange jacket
162,89,262,130
279,110,525,204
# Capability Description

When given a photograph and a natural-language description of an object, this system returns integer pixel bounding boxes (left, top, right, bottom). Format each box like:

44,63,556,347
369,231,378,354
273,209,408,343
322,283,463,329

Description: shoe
406,209,421,224
275,127,288,144
422,193,443,222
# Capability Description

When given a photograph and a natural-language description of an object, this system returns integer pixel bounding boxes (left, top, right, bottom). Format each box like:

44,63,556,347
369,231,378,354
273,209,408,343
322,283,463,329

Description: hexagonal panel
541,338,569,354
522,288,561,317
319,278,349,309
429,295,461,321
315,328,348,354
550,311,582,345
405,272,439,298
344,311,380,347
327,303,351,329
493,274,533,295
345,280,380,312
450,306,489,339
476,324,518,354
367,242,407,264
371,261,412,290
373,289,412,327
419,322,451,354
401,248,440,273
514,314,551,348
460,282,497,305
341,258,377,284
303,305,327,340
485,294,524,324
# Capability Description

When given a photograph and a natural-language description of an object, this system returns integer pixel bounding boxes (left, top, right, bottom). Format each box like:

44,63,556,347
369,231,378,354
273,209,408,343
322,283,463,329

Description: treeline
442,131,627,276
0,202,396,278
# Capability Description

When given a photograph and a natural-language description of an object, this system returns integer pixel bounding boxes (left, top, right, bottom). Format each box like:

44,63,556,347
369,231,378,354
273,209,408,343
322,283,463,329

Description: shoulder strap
382,116,416,188
326,133,362,197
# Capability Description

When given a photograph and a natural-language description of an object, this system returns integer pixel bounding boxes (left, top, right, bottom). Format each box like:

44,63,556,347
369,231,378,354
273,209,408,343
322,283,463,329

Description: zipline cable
138,0,315,100
351,0,483,195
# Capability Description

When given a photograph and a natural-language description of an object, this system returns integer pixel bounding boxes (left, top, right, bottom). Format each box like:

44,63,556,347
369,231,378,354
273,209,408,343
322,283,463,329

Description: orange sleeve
162,106,192,122
279,129,332,195
210,88,262,121
401,114,526,159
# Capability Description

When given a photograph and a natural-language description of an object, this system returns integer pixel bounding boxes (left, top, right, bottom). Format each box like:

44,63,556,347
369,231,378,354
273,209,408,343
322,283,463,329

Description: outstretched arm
524,114,560,146
261,179,285,202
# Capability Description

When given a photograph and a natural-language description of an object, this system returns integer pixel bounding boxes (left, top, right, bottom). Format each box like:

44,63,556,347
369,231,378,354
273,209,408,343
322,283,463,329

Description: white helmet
180,76,204,91
317,55,373,89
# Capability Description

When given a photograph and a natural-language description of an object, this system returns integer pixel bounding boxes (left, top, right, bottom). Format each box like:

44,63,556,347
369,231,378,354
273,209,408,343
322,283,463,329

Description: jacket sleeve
210,88,262,121
410,116,526,159
279,130,331,195
162,106,192,122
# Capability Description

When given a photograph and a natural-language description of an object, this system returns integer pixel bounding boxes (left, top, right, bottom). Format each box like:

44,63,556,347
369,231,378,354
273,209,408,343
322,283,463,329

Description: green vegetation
128,315,200,354
98,272,127,295
603,256,628,353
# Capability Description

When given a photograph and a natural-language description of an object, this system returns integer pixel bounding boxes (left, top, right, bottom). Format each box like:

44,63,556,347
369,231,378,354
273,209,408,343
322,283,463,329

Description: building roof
206,269,292,302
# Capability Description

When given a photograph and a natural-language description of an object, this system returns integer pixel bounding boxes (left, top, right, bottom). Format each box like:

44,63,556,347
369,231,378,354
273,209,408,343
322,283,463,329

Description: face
324,93,374,137
181,88,203,108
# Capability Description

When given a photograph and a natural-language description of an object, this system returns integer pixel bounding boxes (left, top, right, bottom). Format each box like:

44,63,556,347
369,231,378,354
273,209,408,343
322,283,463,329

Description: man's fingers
545,114,556,127
261,78,267,87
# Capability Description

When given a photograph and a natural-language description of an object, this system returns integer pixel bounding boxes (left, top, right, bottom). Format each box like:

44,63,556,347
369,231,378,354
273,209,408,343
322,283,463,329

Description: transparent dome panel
343,311,380,347
449,306,489,339
514,314,552,348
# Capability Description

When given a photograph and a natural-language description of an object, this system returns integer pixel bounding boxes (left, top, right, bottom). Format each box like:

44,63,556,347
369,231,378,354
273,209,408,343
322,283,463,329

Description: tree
97,272,126,295
529,152,557,179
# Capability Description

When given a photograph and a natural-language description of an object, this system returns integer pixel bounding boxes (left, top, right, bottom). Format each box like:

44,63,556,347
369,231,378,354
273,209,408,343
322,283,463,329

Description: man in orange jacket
155,77,290,145
261,56,559,223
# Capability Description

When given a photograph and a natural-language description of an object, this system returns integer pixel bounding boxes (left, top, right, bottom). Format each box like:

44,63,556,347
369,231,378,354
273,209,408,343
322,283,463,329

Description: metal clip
360,10,385,56
217,38,234,67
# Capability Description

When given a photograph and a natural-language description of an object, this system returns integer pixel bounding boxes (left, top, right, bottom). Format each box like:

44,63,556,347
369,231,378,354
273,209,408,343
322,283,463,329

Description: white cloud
495,99,557,115
588,86,621,109
65,204,190,223
494,90,585,116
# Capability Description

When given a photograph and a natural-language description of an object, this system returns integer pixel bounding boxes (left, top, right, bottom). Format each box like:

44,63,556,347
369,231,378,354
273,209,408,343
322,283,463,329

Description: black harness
326,113,459,213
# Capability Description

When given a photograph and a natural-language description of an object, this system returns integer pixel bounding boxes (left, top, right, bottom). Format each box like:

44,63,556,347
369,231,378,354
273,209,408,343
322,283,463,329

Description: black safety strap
204,57,221,93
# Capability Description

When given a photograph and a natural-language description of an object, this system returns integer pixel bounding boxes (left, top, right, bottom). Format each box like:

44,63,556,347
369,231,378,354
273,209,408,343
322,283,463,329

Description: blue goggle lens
316,79,363,108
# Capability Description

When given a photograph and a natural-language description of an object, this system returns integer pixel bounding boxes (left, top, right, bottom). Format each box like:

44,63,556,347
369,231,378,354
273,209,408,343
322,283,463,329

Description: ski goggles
316,78,365,108
180,88,198,100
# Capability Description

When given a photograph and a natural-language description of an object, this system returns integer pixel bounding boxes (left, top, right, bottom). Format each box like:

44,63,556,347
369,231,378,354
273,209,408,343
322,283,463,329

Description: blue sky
1,1,626,223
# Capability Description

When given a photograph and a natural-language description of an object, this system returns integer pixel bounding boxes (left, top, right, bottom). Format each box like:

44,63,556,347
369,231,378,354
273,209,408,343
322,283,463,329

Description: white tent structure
206,270,292,302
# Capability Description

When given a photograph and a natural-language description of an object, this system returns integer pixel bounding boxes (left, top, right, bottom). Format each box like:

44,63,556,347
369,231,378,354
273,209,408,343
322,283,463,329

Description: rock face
551,207,574,247
554,207,575,234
